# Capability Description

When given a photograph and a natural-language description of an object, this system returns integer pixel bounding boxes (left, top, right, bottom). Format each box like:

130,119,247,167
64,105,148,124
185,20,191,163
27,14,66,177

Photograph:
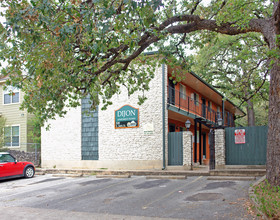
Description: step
210,169,266,177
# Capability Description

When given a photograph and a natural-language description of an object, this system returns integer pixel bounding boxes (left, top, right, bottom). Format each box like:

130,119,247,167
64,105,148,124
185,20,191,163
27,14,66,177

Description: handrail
167,86,235,127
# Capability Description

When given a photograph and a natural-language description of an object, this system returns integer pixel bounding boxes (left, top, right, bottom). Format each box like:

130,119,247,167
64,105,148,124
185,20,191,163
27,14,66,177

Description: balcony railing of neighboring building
167,86,235,127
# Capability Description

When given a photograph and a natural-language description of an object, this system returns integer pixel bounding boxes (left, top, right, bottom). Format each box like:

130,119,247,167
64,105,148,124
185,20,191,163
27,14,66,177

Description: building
41,62,245,170
0,78,37,152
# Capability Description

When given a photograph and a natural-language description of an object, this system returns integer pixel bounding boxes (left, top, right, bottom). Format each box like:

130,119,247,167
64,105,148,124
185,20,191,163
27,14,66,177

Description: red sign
235,129,246,144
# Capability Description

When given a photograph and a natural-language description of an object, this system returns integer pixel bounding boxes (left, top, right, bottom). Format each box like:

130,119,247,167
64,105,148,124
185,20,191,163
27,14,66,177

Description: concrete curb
207,176,256,181
146,175,187,180
96,175,131,178
248,175,268,220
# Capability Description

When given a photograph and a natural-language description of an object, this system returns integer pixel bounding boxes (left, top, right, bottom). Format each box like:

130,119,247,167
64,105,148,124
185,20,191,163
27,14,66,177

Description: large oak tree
0,0,279,186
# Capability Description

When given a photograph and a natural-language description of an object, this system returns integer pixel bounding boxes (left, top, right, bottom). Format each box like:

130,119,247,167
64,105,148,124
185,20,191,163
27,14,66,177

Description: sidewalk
36,165,266,178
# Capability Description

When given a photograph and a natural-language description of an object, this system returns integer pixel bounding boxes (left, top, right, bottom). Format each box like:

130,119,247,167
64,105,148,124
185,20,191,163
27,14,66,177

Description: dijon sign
115,105,139,129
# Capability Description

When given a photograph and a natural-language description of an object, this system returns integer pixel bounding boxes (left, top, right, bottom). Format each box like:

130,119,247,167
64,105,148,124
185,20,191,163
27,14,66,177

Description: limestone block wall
41,106,82,166
215,129,226,168
182,131,192,168
99,65,167,163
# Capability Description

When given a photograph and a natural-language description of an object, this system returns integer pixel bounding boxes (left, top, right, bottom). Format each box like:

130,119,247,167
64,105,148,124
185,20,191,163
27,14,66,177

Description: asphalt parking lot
0,174,258,220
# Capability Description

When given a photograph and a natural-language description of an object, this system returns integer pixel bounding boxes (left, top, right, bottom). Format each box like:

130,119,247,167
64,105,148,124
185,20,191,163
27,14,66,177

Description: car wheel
24,166,35,178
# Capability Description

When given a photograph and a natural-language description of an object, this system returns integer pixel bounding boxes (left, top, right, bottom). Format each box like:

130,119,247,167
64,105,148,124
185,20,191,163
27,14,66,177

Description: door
202,133,207,160
168,132,183,165
202,98,206,118
168,79,175,105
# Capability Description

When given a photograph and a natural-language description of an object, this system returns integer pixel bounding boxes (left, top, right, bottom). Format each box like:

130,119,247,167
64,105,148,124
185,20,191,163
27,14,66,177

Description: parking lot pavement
0,174,258,220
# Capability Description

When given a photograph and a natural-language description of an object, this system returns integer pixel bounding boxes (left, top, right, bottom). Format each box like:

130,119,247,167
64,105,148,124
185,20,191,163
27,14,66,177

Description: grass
254,179,280,219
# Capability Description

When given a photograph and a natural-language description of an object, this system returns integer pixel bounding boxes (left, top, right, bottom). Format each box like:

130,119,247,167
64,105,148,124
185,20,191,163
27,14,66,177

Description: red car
0,152,35,180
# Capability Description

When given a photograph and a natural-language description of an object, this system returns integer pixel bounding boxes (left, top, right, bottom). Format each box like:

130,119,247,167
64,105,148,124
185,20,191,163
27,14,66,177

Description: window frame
4,125,20,148
179,84,187,100
3,86,20,105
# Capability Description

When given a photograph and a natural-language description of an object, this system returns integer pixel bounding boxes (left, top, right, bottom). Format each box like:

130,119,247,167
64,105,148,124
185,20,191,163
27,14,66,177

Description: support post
183,131,193,170
215,129,226,169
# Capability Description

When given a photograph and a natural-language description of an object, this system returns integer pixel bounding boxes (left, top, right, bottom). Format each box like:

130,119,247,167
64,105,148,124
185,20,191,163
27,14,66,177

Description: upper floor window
4,125,20,147
191,93,199,106
3,86,19,104
179,84,186,100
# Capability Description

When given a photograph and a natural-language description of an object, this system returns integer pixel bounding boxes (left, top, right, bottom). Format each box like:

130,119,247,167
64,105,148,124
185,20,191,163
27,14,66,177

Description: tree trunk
246,99,255,127
266,58,280,187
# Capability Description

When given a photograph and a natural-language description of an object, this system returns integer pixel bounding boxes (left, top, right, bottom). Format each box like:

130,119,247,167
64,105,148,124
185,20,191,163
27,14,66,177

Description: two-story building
0,77,36,152
41,62,245,170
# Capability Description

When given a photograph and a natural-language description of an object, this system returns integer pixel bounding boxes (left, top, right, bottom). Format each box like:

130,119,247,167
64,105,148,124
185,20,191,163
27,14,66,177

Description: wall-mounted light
185,119,191,131
217,117,223,127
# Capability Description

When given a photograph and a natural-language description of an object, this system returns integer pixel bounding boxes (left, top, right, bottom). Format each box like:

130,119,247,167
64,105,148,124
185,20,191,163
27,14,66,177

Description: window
3,86,19,104
179,84,186,100
4,126,19,147
208,101,212,109
191,93,199,106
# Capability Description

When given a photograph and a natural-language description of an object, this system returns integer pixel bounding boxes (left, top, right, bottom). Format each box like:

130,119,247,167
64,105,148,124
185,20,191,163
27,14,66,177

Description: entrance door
168,79,175,105
202,98,206,118
202,133,207,160
168,132,183,165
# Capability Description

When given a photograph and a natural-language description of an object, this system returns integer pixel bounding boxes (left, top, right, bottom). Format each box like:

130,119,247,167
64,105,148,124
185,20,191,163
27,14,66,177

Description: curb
96,175,131,178
248,175,268,220
207,176,256,181
146,175,187,180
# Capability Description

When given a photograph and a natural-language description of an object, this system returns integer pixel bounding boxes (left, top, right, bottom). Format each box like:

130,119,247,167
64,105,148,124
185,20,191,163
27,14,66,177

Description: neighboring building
0,78,36,152
41,62,245,170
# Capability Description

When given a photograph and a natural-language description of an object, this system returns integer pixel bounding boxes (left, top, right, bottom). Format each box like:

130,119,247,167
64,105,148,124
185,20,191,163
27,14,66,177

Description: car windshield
0,154,15,163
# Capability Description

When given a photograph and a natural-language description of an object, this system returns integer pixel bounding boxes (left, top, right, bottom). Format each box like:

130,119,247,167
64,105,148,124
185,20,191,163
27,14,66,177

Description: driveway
0,174,258,219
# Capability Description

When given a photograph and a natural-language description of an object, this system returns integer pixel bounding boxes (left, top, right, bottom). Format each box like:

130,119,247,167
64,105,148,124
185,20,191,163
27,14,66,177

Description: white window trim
3,86,20,105
4,125,20,148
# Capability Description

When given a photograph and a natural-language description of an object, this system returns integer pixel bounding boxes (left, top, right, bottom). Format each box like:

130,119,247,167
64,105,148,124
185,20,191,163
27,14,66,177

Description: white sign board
235,129,246,144
143,123,154,135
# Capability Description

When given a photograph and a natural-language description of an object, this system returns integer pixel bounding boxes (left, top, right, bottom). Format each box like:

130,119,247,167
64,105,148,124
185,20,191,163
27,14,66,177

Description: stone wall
98,65,166,165
215,129,226,169
7,149,41,166
182,131,192,169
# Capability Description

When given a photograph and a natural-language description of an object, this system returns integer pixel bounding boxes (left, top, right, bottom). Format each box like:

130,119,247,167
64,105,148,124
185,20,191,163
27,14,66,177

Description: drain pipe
162,64,166,170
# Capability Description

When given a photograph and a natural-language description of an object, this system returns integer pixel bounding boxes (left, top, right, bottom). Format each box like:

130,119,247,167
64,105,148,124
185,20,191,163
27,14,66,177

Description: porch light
217,117,223,127
185,119,191,131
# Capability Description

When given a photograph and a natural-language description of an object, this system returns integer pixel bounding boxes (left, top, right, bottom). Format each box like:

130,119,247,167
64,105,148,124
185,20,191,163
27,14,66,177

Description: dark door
168,79,175,105
209,129,215,170
202,98,206,118
202,133,207,160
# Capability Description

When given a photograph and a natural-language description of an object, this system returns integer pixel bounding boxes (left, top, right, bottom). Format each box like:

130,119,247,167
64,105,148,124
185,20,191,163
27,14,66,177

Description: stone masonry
182,131,192,169
215,129,226,169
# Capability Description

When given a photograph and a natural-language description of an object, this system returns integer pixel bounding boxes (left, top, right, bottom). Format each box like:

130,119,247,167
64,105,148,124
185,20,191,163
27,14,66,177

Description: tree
0,0,279,186
191,33,270,126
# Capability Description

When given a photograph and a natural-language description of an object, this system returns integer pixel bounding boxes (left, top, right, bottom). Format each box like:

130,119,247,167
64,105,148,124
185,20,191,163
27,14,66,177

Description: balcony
167,86,235,127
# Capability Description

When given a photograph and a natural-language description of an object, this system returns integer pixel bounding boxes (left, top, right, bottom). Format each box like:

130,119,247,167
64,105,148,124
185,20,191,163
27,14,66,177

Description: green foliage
0,0,275,126
254,179,280,218
191,33,269,126
27,116,41,144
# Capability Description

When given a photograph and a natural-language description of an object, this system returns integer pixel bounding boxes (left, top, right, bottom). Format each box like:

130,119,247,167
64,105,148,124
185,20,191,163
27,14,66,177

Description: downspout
162,64,166,170
222,99,225,126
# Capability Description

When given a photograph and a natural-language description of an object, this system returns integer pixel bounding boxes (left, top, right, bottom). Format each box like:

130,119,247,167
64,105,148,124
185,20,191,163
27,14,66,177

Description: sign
115,105,139,129
235,129,246,144
143,123,154,135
